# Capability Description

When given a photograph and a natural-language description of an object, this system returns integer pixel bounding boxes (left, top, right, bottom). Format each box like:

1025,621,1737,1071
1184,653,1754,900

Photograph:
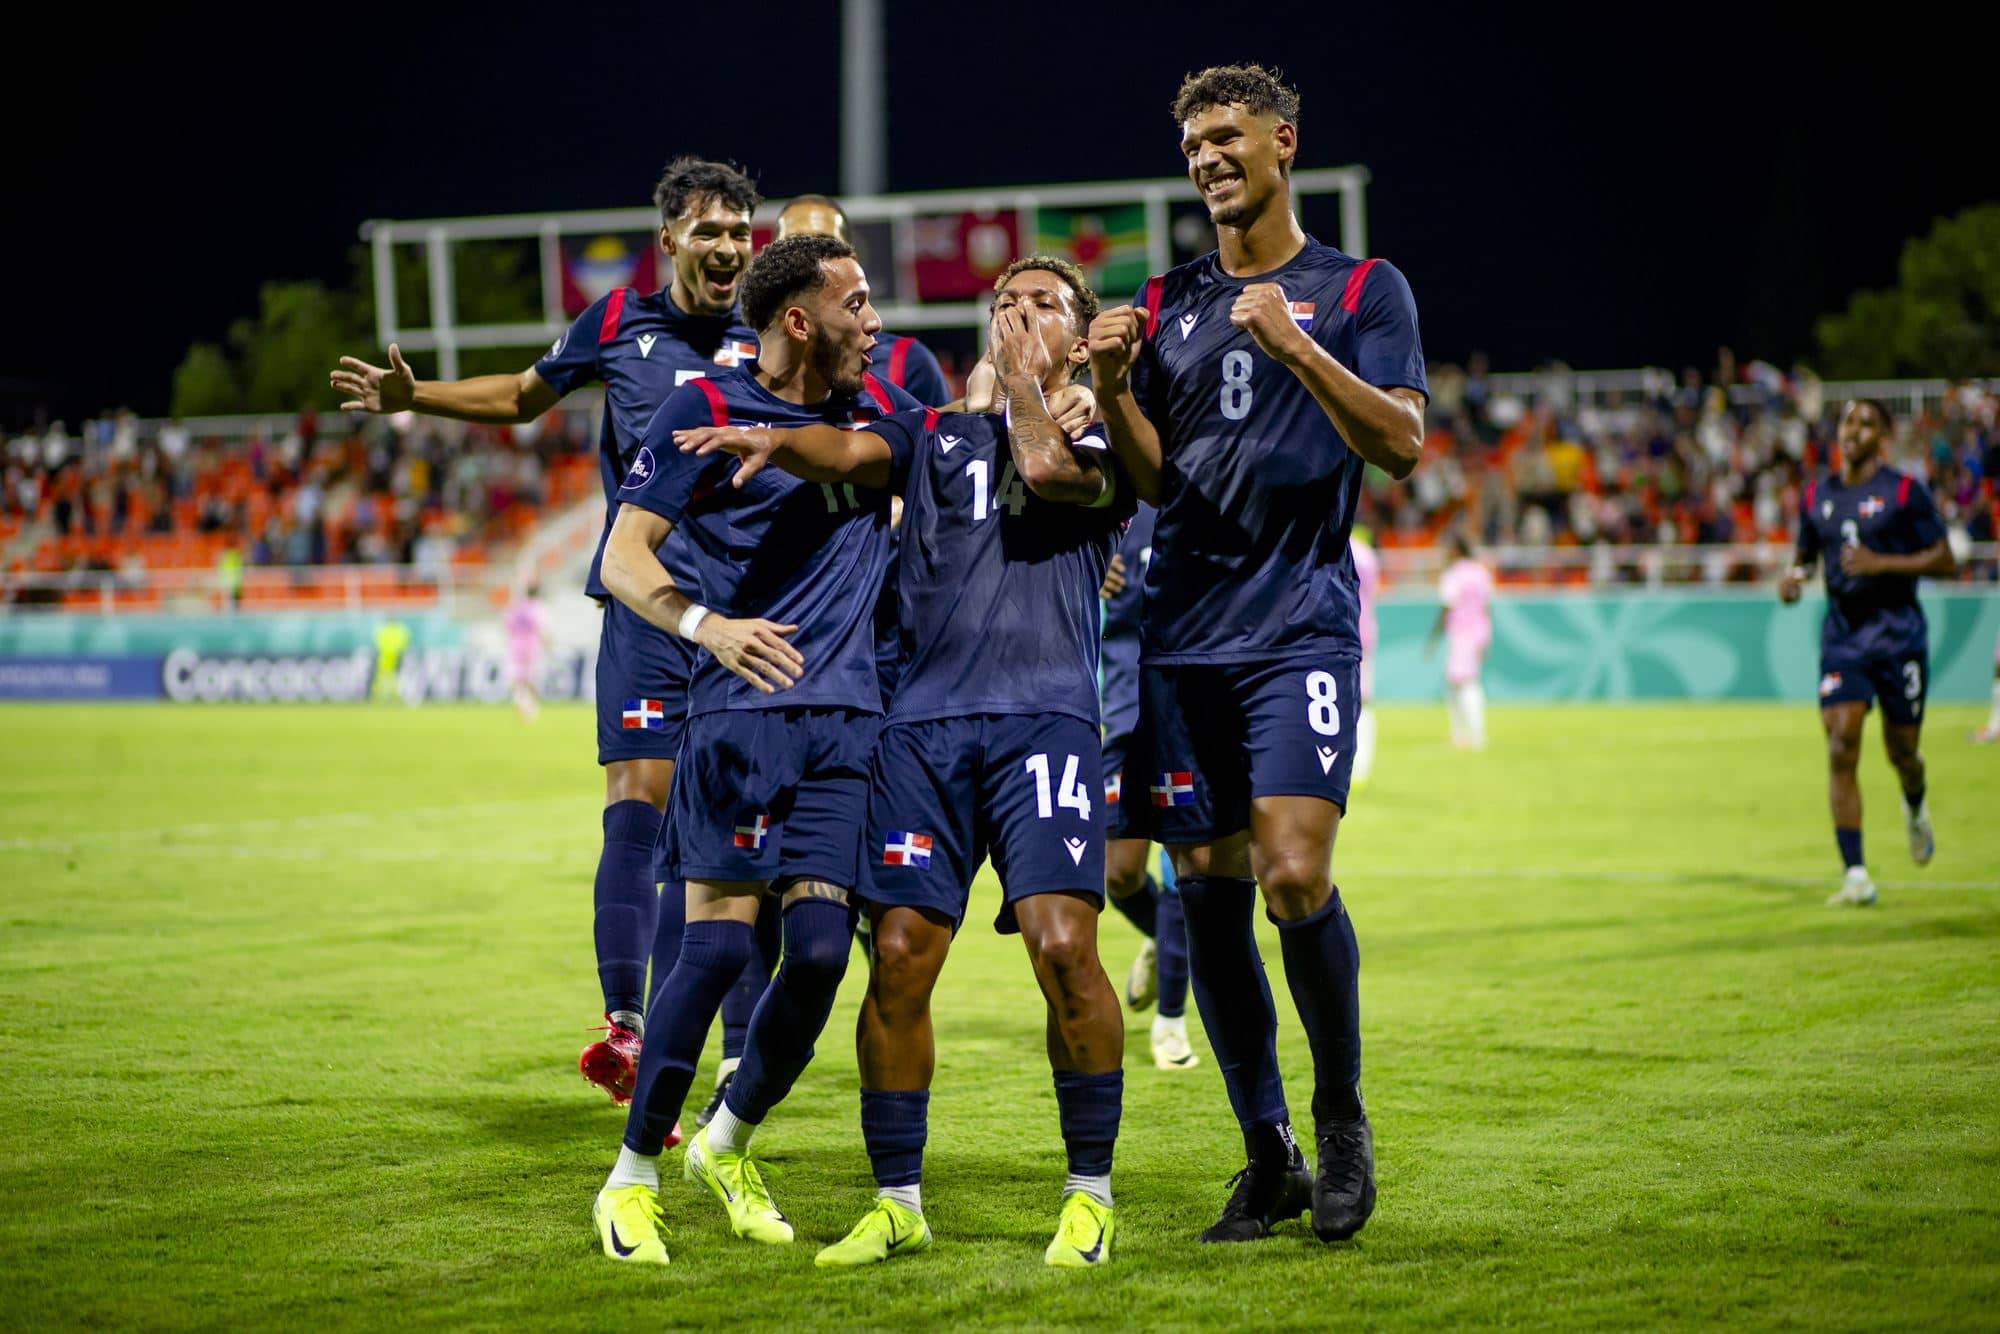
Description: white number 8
1219,350,1254,421
1306,670,1341,737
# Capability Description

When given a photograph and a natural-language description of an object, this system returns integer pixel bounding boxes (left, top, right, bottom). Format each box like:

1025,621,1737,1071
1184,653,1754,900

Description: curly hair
992,255,1100,336
740,234,857,333
653,156,761,226
1170,63,1301,126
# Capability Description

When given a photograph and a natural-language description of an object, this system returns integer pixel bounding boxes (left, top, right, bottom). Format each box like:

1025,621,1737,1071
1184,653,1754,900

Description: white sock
1445,683,1467,745
1064,1173,1112,1208
1461,682,1487,749
606,1145,659,1191
707,1102,756,1155
714,1056,740,1087
879,1184,922,1215
1354,706,1377,783
1987,680,2000,731
1151,1013,1187,1042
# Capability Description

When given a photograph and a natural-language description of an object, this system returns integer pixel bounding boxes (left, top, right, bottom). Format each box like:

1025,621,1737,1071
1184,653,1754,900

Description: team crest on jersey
621,698,665,730
1859,496,1885,518
1289,301,1316,330
883,831,933,868
1819,672,1843,698
1150,771,1196,808
624,447,655,486
713,339,757,368
733,814,769,850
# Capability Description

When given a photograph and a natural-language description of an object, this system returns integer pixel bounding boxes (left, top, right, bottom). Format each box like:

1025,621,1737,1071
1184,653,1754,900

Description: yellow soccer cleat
1044,1191,1115,1268
814,1196,933,1268
592,1184,669,1266
682,1125,794,1244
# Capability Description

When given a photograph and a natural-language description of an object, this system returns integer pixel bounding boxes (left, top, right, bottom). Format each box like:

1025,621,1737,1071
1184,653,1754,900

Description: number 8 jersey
1128,238,1426,665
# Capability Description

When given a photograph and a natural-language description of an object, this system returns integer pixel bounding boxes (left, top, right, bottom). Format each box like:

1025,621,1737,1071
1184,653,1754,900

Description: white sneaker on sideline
1828,866,1878,907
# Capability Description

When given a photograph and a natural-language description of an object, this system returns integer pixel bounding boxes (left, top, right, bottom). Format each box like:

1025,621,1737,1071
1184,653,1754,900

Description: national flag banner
561,234,661,316
621,698,665,730
733,813,769,850
882,830,934,868
1289,301,1316,331
712,339,758,368
1103,772,1122,805
911,210,1018,301
1150,771,1197,808
1034,203,1151,296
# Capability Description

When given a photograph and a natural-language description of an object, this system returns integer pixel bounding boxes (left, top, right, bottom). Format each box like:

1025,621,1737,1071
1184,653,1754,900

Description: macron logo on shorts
883,831,933,868
622,698,665,729
1103,772,1122,805
733,814,769,850
1150,772,1196,808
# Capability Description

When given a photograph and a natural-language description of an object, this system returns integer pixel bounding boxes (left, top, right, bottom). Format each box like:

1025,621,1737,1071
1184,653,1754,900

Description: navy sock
1905,783,1926,809
1156,887,1190,1019
595,801,663,1016
860,1088,929,1188
644,879,686,1017
1273,888,1363,1125
721,897,782,1061
724,898,854,1124
623,919,752,1154
1177,875,1288,1129
1836,827,1864,870
1052,1069,1123,1177
1108,875,1160,938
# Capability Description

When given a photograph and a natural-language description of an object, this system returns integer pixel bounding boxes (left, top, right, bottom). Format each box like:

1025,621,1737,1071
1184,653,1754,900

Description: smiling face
1180,102,1295,228
799,257,881,396
990,268,1089,383
661,197,754,315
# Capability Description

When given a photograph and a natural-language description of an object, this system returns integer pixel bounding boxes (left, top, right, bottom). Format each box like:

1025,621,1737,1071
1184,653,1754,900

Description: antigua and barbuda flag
882,831,934,868
621,698,665,730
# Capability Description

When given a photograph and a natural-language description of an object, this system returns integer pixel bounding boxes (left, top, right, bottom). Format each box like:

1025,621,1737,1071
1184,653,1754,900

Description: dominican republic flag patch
622,698,665,730
1104,772,1122,805
1859,496,1885,517
733,814,769,850
882,831,934,868
713,340,757,368
1150,771,1196,807
1289,301,1315,331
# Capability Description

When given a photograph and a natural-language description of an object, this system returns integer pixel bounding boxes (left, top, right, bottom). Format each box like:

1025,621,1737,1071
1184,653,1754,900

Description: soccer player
1099,504,1198,1071
503,581,549,723
330,158,761,1107
1086,64,1427,1245
1428,533,1492,751
1350,526,1381,784
1779,399,1955,906
589,234,922,1266
1971,630,2000,744
676,256,1132,1269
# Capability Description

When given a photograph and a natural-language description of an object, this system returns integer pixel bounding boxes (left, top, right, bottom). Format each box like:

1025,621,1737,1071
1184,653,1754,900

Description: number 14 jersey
1128,238,1427,665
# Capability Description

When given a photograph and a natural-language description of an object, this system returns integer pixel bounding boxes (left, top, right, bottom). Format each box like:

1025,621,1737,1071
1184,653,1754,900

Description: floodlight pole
841,0,886,196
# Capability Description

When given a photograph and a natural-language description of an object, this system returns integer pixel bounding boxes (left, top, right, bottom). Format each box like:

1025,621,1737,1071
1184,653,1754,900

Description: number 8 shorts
1128,655,1362,843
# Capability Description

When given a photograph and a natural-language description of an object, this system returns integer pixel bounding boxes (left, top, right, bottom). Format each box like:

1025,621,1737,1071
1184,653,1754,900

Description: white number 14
1024,752,1092,821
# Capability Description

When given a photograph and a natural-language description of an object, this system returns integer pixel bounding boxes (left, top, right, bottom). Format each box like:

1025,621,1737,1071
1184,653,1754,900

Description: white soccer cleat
1828,866,1878,908
1125,939,1158,1012
1150,1021,1200,1071
1904,799,1935,866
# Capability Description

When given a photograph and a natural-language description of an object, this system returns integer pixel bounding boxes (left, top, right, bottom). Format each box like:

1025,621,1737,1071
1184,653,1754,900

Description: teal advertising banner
0,613,463,658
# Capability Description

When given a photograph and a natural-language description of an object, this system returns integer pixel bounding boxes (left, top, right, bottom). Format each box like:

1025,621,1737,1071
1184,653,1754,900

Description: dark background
9,0,1991,424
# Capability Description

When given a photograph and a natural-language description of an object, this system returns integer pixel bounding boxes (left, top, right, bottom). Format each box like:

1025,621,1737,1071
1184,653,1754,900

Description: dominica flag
1150,771,1197,807
1035,203,1150,296
883,831,934,868
622,698,665,730
1289,301,1316,331
733,813,769,850
713,340,757,368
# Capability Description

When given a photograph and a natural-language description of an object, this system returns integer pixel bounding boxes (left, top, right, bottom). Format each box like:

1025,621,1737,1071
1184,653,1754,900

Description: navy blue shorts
595,598,694,765
1101,732,1141,842
1128,655,1361,844
664,706,878,887
1819,648,1929,726
863,713,1107,934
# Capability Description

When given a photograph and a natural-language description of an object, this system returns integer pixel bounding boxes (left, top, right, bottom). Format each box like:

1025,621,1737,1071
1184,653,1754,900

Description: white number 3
1306,671,1341,737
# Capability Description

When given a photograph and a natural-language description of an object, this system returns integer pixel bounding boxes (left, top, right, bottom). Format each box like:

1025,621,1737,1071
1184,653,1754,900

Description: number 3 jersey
1128,238,1427,665
1794,466,1947,656
861,408,1136,728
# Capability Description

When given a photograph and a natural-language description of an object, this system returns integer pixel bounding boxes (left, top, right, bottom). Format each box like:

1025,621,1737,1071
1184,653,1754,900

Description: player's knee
1258,852,1330,919
1027,921,1097,995
870,927,944,1008
1104,858,1148,902
781,912,851,985
1825,732,1861,771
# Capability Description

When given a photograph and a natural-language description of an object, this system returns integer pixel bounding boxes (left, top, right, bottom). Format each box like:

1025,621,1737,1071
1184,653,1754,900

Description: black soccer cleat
695,1070,734,1129
1198,1156,1313,1243
1311,1113,1376,1241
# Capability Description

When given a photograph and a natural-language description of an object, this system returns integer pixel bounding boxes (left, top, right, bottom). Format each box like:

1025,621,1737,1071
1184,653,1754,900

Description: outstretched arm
673,423,892,489
331,343,561,424
1086,305,1163,503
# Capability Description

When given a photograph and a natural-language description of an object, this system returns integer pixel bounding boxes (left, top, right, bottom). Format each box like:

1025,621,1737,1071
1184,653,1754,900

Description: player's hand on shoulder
1087,306,1147,389
1838,545,1883,577
1048,383,1098,439
674,426,775,487
1229,284,1312,364
330,343,415,413
694,615,803,694
1100,552,1127,600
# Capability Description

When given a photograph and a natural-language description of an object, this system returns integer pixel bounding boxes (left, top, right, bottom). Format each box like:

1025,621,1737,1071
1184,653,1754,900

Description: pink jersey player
504,591,548,685
1438,554,1493,685
1352,534,1381,700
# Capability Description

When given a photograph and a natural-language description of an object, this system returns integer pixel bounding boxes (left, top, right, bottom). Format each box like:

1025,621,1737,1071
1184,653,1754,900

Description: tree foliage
1816,203,2000,378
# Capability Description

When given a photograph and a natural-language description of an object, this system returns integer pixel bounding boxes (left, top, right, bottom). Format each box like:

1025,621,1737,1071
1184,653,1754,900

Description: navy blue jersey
1128,239,1426,664
864,408,1135,727
534,287,758,599
871,333,951,408
617,366,920,717
1099,501,1157,741
1796,466,1947,652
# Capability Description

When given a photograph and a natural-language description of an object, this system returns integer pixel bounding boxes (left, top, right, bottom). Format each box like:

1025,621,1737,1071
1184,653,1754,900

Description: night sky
9,0,1990,427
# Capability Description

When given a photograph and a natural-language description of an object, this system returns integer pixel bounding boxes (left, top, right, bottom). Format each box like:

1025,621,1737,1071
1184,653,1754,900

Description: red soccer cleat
577,1017,682,1146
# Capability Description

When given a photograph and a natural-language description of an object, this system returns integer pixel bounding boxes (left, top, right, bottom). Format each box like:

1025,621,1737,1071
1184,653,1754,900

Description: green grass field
2,702,1996,1330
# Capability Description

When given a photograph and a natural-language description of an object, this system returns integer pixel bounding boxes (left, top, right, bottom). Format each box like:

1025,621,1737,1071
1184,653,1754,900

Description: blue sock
595,801,662,1016
721,897,781,1061
1273,888,1363,1125
1836,827,1864,870
723,898,853,1124
860,1088,929,1188
1156,886,1190,1019
1108,875,1159,938
622,919,751,1155
1052,1069,1122,1177
645,879,686,1016
1177,875,1289,1131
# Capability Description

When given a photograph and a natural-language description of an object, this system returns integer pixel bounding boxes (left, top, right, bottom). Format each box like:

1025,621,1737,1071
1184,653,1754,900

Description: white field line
0,799,580,854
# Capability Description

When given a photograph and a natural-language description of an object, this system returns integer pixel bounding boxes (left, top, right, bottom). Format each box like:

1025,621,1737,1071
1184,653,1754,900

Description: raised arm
1087,305,1164,503
331,343,561,425
672,423,892,489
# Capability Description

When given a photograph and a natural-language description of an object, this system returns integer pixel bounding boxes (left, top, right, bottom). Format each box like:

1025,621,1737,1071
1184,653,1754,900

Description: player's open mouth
1202,174,1241,202
703,268,740,297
